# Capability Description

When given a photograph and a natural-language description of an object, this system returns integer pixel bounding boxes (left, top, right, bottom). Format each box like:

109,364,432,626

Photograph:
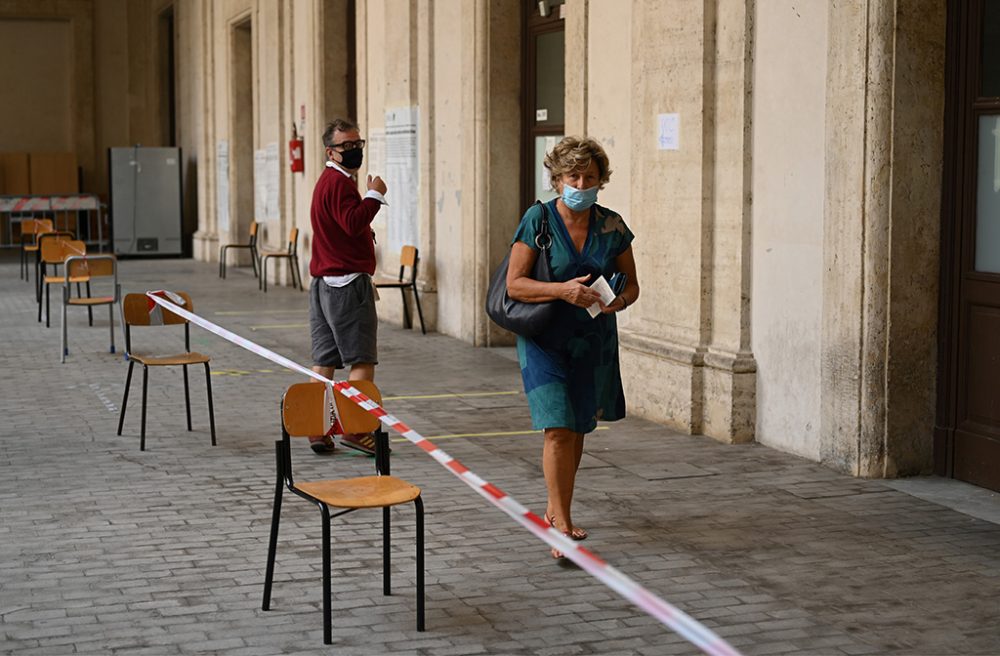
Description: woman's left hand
601,296,627,314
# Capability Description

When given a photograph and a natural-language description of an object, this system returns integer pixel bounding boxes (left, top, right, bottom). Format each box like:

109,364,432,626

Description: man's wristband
617,294,629,310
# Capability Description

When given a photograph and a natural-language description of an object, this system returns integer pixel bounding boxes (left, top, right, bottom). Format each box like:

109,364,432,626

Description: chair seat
130,351,211,366
24,244,39,252
372,277,409,288
43,275,90,284
295,475,421,509
259,250,292,257
68,296,115,305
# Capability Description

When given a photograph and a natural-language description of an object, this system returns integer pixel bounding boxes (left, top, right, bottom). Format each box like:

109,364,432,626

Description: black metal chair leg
294,256,303,290
117,360,134,435
183,364,192,431
45,282,50,327
250,246,259,278
261,257,267,292
140,365,149,451
84,281,93,326
219,246,226,279
399,288,412,329
416,495,425,631
108,304,115,354
262,441,284,611
383,506,391,596
321,505,332,645
205,363,217,446
412,285,426,334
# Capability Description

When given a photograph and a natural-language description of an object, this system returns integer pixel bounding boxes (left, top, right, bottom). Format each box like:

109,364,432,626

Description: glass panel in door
975,114,1000,272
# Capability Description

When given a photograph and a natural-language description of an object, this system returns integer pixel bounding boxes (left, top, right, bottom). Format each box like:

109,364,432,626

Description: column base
620,329,756,443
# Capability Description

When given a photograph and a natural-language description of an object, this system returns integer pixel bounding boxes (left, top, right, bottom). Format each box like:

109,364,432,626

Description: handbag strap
534,200,553,251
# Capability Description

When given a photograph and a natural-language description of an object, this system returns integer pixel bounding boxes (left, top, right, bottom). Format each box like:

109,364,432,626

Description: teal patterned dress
513,199,635,434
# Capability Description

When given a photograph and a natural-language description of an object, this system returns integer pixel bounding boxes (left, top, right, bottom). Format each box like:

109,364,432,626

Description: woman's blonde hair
544,136,613,190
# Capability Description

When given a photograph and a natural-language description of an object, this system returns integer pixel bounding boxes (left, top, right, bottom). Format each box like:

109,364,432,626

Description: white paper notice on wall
264,142,280,222
657,113,680,151
536,109,548,122
385,107,419,253
254,149,267,222
542,135,558,192
216,140,230,232
253,143,281,225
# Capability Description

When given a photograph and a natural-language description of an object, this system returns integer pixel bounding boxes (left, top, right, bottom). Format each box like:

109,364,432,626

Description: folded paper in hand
586,275,617,318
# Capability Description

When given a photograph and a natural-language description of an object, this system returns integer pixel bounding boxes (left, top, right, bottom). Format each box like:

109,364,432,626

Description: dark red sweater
309,166,382,277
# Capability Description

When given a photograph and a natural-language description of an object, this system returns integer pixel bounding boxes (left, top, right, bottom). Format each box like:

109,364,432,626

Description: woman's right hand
561,274,602,308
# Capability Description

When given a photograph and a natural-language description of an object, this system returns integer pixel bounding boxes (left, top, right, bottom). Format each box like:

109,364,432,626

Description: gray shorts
309,276,378,368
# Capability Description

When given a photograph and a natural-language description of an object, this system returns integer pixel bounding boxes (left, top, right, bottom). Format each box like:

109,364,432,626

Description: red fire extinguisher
289,123,304,173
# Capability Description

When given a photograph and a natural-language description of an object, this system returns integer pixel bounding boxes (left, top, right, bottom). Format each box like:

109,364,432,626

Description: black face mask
338,148,363,169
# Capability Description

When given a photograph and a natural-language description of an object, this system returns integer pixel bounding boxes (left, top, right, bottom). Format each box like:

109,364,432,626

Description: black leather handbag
485,202,556,336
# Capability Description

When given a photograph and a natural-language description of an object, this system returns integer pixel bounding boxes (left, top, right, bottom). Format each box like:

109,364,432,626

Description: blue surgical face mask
561,184,599,211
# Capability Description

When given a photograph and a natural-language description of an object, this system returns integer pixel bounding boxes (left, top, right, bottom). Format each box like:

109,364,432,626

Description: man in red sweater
307,118,387,454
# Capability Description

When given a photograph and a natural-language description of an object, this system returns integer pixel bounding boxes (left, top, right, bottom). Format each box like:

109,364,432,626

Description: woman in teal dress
506,136,640,559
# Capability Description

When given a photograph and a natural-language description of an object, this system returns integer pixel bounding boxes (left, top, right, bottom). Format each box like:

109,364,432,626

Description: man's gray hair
322,118,359,147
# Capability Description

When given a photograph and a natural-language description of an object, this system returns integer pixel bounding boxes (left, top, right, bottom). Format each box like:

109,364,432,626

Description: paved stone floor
2,257,1000,656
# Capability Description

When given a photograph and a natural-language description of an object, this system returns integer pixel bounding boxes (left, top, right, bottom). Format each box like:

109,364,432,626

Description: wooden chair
34,230,74,304
19,218,53,281
117,292,217,451
262,381,425,644
39,238,91,328
259,227,302,292
219,221,260,279
61,255,120,363
374,245,425,334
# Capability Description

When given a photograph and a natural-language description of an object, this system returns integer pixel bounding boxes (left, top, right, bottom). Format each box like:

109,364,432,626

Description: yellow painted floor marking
211,368,284,376
214,310,302,316
212,308,308,317
391,426,608,442
383,390,521,401
249,323,310,330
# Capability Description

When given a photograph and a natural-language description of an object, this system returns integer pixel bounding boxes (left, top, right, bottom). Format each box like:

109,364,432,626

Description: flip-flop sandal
341,433,377,456
545,513,588,541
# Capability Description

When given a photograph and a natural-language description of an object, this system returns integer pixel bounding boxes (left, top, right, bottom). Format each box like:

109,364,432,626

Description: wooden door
938,0,1000,490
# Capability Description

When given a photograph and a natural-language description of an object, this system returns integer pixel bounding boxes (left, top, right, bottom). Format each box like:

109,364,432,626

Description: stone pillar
821,0,944,476
617,0,756,443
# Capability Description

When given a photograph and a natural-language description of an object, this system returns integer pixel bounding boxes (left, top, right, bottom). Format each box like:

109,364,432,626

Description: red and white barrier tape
145,292,741,656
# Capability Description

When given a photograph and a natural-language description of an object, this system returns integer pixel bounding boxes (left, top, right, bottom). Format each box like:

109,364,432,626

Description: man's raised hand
367,174,387,196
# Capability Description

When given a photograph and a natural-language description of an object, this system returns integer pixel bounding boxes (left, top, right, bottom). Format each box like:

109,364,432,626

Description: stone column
618,0,756,443
821,0,944,476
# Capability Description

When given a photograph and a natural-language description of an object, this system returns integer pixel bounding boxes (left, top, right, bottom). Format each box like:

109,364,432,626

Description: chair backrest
121,291,193,326
282,382,331,438
287,227,299,254
399,245,418,283
332,380,383,435
24,218,54,237
36,231,73,255
282,380,384,437
67,254,116,278
41,238,85,264
249,221,259,244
